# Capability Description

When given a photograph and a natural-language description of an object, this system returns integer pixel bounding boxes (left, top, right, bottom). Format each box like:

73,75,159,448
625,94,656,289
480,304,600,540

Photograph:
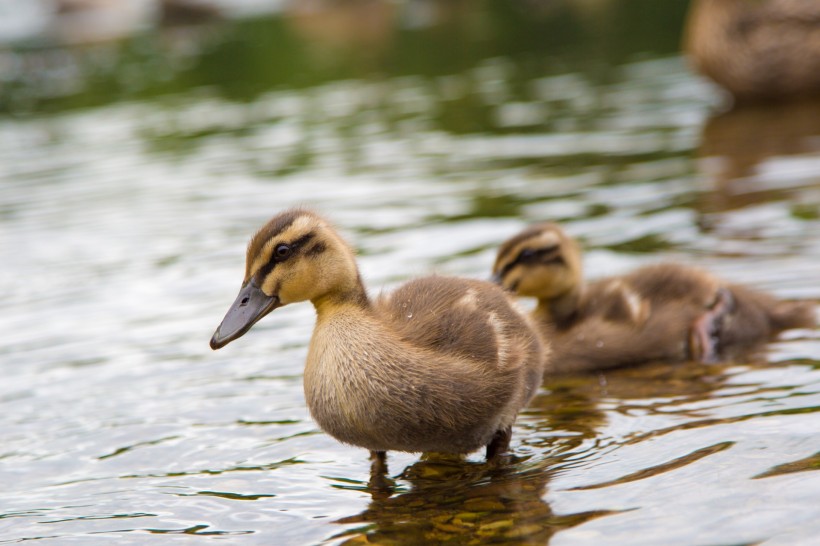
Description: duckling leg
690,288,734,363
485,426,512,461
368,450,393,498
370,450,387,474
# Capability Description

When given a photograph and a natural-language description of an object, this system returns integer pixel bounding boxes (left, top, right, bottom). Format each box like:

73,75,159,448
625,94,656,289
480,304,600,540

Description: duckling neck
534,287,583,330
305,289,426,452
312,279,371,316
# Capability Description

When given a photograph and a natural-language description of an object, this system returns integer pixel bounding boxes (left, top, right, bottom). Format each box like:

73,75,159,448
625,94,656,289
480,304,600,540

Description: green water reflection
2,0,690,117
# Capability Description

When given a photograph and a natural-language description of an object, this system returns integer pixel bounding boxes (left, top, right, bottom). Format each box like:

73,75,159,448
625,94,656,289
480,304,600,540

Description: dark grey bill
210,280,280,350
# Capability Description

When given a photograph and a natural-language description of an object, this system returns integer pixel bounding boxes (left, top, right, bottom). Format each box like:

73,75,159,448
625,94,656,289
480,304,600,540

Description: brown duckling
211,209,547,463
492,222,815,373
684,0,820,102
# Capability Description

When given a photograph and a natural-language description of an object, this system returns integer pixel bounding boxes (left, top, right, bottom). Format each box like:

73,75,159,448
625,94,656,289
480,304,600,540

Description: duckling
492,222,815,373
684,0,820,102
211,209,547,463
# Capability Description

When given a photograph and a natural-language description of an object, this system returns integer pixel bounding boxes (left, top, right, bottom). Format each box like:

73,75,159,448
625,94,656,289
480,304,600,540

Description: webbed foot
690,287,734,363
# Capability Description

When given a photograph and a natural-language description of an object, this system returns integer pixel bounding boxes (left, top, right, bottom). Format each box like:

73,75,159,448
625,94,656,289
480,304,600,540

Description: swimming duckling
492,222,815,372
684,0,820,102
211,209,547,463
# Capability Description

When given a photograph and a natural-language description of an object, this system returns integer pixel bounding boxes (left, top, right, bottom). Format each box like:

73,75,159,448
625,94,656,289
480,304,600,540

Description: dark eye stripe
497,245,561,282
254,231,316,282
255,260,276,282
291,231,315,250
520,245,558,262
305,242,326,257
498,261,517,282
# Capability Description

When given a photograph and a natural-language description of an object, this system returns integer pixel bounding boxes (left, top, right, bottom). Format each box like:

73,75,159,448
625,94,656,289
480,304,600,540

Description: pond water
1,1,819,544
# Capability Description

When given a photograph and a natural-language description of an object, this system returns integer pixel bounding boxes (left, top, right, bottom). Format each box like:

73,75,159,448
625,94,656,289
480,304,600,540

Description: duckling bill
211,208,548,461
211,280,279,349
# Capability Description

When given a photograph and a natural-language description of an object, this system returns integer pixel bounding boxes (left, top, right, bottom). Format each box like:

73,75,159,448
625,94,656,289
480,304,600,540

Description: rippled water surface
2,1,819,544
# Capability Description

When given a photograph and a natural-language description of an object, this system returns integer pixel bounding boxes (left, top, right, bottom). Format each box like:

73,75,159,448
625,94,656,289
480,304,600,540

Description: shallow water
1,1,819,544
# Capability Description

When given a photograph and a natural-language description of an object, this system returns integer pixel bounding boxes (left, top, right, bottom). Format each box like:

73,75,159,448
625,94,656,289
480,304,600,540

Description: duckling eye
274,244,292,260
518,248,543,263
517,245,559,264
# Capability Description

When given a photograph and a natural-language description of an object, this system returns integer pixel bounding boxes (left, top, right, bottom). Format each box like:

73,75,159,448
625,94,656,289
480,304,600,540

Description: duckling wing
375,276,542,370
586,264,718,320
583,279,651,327
621,264,719,305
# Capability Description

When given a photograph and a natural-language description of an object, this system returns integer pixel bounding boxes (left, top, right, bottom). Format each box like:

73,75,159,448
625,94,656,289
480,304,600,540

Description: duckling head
491,222,582,301
210,208,363,349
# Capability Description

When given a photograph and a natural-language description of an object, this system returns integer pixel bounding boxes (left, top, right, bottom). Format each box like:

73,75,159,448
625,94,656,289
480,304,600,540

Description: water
1,1,819,544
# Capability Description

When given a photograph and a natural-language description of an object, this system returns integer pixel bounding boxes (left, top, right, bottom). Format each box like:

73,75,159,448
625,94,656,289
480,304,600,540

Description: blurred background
1,1,819,545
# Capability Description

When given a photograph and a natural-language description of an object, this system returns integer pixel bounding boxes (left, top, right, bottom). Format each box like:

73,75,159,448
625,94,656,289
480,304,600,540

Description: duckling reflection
526,358,738,457
697,98,820,212
336,457,614,545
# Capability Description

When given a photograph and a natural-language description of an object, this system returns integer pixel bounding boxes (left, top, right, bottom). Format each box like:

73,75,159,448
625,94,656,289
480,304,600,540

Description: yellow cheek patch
505,268,524,290
261,273,281,296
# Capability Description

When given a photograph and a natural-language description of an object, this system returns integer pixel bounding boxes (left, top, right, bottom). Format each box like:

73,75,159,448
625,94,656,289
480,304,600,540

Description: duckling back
379,277,543,372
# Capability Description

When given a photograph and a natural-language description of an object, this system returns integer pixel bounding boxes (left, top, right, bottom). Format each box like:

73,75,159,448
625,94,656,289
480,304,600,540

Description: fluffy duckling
684,0,820,102
211,209,547,462
492,223,815,372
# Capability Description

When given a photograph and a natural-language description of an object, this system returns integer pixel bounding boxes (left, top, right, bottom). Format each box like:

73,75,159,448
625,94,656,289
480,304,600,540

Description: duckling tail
767,300,817,333
715,286,816,358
